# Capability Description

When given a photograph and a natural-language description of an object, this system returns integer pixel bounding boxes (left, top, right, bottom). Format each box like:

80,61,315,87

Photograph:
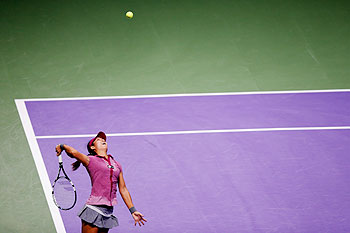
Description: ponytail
71,154,93,171
72,160,81,171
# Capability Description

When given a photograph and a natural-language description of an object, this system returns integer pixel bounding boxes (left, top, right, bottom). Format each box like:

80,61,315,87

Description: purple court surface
18,91,350,232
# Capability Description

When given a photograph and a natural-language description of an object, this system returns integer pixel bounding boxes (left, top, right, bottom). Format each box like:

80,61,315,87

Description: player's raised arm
55,144,90,167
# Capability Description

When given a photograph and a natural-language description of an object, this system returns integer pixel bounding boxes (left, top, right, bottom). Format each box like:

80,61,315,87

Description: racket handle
58,154,63,163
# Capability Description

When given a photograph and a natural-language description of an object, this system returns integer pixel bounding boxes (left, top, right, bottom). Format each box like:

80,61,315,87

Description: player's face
93,137,108,151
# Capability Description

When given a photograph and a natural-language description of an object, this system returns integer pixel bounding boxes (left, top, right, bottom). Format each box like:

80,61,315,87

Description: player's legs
81,220,99,233
98,228,109,233
81,220,110,233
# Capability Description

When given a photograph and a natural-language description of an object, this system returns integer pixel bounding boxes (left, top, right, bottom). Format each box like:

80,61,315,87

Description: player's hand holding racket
52,144,77,210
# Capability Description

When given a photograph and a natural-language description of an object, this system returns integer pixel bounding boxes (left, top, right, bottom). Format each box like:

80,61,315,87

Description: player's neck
95,150,108,157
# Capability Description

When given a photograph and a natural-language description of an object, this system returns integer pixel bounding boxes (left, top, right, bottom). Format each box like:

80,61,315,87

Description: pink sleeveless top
85,154,122,206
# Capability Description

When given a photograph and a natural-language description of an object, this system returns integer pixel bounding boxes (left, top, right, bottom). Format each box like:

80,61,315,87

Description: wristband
60,144,65,151
129,207,137,214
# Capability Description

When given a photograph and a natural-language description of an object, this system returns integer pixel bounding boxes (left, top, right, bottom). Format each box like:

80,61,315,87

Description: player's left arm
118,171,147,226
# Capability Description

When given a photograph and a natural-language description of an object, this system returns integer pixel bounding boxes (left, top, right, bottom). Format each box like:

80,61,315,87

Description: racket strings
53,178,76,209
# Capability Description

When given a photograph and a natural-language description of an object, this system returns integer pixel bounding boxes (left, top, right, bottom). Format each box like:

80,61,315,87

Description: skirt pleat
78,205,119,229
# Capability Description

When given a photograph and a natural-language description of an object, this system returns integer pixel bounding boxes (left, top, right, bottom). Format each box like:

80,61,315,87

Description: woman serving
55,131,147,233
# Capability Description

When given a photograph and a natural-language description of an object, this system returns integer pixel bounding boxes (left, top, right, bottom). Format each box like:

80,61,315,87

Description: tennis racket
52,154,77,210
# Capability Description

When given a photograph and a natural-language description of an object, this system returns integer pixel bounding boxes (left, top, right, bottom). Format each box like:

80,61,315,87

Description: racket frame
52,155,77,210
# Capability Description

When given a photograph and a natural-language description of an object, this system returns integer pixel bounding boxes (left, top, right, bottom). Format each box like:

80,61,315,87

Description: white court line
15,100,67,233
36,126,350,139
15,89,350,101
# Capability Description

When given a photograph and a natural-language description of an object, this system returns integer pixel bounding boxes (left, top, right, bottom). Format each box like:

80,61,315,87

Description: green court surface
1,0,350,232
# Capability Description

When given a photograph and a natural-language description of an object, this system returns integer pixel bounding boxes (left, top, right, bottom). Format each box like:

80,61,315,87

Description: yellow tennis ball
126,11,133,19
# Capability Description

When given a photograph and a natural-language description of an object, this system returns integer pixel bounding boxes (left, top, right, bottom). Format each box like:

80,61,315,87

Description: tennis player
55,131,147,233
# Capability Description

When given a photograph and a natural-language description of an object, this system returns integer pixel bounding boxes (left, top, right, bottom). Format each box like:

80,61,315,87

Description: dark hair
71,154,94,171
72,160,81,171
